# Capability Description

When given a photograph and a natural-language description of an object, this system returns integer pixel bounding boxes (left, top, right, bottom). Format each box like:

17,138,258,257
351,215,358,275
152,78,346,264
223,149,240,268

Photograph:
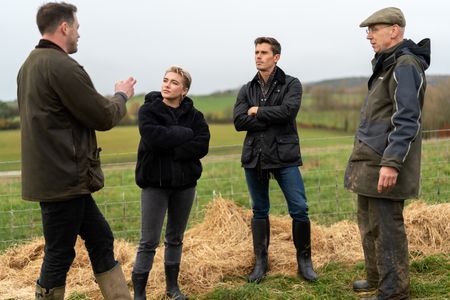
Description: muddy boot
353,279,377,292
165,264,186,299
35,281,65,300
293,220,318,281
95,263,132,300
132,272,149,300
248,217,270,283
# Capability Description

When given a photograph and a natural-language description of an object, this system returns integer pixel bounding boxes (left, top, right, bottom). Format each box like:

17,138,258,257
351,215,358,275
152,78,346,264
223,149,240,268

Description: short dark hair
36,2,77,35
254,37,281,55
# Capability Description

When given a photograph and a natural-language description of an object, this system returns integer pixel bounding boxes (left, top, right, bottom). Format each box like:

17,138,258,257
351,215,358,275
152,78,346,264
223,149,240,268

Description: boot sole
248,275,266,284
298,273,318,282
248,271,268,284
353,287,377,292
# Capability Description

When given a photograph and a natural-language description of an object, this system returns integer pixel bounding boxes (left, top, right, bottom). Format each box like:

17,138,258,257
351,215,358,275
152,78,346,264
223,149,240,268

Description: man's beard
68,42,78,54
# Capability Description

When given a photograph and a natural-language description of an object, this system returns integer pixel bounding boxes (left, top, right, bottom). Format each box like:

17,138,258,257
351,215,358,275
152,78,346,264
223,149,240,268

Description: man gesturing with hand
17,2,136,298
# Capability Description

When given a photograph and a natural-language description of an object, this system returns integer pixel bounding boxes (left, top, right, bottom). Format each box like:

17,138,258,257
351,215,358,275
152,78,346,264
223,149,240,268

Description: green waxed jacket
345,39,430,200
17,40,127,201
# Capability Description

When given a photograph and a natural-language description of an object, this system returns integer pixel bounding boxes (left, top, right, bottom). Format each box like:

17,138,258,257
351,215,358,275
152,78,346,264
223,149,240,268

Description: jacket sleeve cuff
114,92,128,102
380,157,402,172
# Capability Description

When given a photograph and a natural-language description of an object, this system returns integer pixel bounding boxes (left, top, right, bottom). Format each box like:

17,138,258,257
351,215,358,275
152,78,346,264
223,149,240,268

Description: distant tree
128,101,141,118
0,101,16,119
423,79,450,132
310,86,333,110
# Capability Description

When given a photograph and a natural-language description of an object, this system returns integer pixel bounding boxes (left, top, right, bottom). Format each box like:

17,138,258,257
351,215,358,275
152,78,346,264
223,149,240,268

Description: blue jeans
244,166,309,222
39,195,116,289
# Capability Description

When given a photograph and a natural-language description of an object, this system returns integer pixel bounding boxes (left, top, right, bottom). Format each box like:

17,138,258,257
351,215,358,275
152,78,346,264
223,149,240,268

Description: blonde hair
165,66,192,90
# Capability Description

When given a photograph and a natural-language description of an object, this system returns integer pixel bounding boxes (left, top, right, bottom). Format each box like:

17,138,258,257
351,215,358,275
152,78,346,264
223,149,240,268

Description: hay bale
0,198,448,299
0,238,136,300
405,201,450,256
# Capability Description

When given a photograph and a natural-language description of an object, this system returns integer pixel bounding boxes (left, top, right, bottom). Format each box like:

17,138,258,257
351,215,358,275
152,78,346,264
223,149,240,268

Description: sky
1,0,449,100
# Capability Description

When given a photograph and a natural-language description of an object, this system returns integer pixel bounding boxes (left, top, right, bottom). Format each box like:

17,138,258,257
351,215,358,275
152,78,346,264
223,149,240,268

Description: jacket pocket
87,148,104,192
241,136,255,163
276,135,300,162
350,140,382,163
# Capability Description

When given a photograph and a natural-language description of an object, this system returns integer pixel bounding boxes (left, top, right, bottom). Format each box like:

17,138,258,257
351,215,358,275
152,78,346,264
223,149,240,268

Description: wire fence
0,130,449,251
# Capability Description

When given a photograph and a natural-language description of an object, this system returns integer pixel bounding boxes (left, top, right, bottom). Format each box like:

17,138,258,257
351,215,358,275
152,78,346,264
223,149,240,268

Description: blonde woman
132,66,210,299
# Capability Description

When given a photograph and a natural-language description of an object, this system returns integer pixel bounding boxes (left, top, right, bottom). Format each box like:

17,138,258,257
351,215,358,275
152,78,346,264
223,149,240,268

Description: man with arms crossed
17,2,136,299
234,37,318,283
345,7,430,300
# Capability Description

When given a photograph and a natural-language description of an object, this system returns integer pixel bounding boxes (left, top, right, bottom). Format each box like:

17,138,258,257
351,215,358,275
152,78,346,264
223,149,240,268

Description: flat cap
359,7,406,27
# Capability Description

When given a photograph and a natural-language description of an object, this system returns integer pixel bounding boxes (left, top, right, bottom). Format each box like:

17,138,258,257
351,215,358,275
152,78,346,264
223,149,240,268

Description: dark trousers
357,195,410,300
133,187,195,274
245,166,309,222
39,194,116,289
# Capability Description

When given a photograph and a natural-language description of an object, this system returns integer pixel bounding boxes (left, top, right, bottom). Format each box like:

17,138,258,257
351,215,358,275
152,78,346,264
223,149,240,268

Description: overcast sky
1,0,449,100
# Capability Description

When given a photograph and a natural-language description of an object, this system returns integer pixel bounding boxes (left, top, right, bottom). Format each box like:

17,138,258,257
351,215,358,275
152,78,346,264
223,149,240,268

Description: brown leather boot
35,281,65,300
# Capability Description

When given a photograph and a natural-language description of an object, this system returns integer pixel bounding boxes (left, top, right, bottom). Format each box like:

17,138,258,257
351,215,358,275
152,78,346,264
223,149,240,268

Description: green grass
1,135,448,251
59,255,449,299
197,254,449,300
0,126,354,247
298,110,361,132
0,126,448,299
193,94,236,114
59,254,449,299
128,92,364,131
0,125,349,170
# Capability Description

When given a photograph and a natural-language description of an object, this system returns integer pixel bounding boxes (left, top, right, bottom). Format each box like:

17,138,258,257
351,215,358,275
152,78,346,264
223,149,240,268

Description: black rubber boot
293,220,318,281
165,264,187,300
248,217,270,283
132,272,149,300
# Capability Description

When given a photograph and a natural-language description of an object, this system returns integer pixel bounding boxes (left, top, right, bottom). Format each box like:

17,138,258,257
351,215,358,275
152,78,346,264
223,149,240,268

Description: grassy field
0,126,448,248
0,125,350,171
56,254,450,299
199,255,449,300
128,92,364,132
0,125,448,299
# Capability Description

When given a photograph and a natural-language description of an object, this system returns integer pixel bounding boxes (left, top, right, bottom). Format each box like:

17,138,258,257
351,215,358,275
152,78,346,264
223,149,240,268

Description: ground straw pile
0,199,448,299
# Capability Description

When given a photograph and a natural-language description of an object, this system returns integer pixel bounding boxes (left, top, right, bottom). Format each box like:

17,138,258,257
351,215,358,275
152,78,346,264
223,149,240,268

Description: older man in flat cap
344,7,430,300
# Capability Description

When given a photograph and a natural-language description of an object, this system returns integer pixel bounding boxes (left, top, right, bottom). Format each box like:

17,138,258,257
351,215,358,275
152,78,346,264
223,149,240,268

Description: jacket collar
371,38,431,72
144,91,194,113
35,39,66,53
250,66,286,86
368,38,430,88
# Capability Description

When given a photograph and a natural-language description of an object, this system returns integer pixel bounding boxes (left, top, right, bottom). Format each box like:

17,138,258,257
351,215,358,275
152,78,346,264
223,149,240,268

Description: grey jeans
133,187,195,274
357,194,410,300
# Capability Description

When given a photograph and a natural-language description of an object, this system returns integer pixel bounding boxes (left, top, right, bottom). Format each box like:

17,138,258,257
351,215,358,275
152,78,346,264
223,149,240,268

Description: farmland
0,128,448,299
1,125,448,250
0,82,449,299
